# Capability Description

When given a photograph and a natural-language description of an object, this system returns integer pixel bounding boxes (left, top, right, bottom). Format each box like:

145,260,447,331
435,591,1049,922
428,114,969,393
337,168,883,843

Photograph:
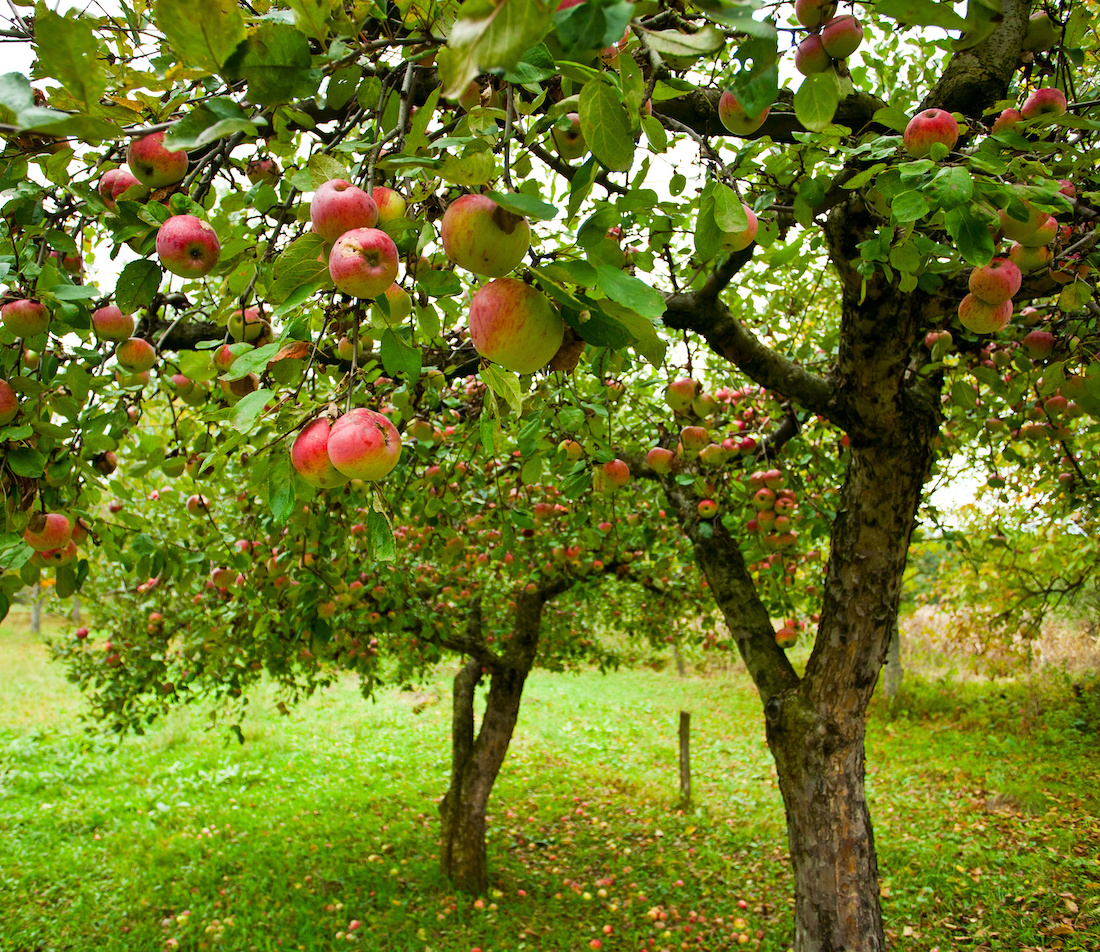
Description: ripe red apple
795,34,832,76
467,278,564,374
991,108,1022,134
794,0,837,29
1022,329,1056,359
246,156,280,186
968,258,1021,305
441,195,531,278
116,337,156,373
820,15,864,59
665,378,697,412
156,214,221,278
1020,87,1067,121
371,186,407,224
185,494,212,515
329,227,399,298
957,294,1012,334
290,417,351,489
720,204,759,252
647,447,676,474
775,625,798,649
311,178,379,242
0,379,18,426
903,109,959,158
49,250,82,275
327,408,402,480
552,113,586,160
593,459,630,493
92,305,135,341
24,512,72,551
127,131,188,188
698,499,719,519
1,299,49,337
718,90,769,136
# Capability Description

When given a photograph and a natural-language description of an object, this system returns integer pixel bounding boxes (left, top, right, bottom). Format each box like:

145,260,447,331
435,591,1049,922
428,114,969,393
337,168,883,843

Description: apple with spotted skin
327,409,402,480
156,215,221,278
468,278,563,374
24,512,72,551
127,131,188,188
329,228,400,299
441,195,531,278
311,179,379,242
116,337,157,373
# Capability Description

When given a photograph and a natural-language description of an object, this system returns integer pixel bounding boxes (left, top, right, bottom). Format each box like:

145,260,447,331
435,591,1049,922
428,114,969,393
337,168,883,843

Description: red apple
0,379,18,426
593,459,630,493
116,337,156,373
327,408,402,480
967,258,1021,305
156,214,221,278
698,499,719,519
820,15,864,59
371,186,407,224
680,425,709,455
665,377,697,412
24,512,72,551
794,0,837,29
795,35,832,76
720,204,758,252
1016,215,1057,248
329,228,399,298
311,178,379,242
467,278,564,374
1020,87,1067,121
957,294,1012,334
290,417,351,490
127,131,188,188
441,195,531,278
49,250,82,275
718,90,769,136
185,494,212,515
647,447,676,474
991,108,1022,134
775,625,798,649
1022,330,1056,359
903,109,959,158
92,305,135,341
246,156,280,186
1008,241,1053,273
1,299,49,337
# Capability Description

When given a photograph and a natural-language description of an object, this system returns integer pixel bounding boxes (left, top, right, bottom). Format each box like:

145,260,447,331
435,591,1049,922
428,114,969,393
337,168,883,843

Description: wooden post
678,711,691,809
30,583,41,634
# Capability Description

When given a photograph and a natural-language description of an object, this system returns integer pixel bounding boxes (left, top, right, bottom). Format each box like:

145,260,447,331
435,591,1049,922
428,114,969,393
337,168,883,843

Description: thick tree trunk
438,590,549,892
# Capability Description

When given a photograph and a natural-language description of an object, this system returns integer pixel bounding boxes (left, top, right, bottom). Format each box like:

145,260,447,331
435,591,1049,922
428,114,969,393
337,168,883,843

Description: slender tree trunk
678,711,691,808
30,583,41,634
883,619,902,700
71,595,81,625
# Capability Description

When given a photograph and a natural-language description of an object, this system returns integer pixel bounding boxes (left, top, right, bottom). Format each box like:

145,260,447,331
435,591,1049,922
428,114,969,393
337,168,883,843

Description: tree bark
883,619,903,700
678,711,691,809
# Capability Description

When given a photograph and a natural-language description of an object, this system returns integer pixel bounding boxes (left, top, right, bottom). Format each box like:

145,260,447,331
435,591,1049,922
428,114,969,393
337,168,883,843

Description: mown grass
2,607,1099,952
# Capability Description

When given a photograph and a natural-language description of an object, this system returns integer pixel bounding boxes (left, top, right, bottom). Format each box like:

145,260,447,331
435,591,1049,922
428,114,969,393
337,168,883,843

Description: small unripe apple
467,278,564,374
372,283,412,323
998,200,1046,242
228,307,270,342
311,178,379,242
127,131,188,188
371,186,407,224
48,250,82,275
1,299,49,337
552,113,586,160
718,90,769,136
559,439,584,461
903,109,959,158
329,228,399,299
775,626,798,649
156,215,221,278
441,195,531,277
92,305,135,341
820,15,864,59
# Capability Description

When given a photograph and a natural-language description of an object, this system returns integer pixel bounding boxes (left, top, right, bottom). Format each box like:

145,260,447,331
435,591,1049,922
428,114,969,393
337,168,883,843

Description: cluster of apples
792,0,866,77
21,511,87,569
745,468,800,552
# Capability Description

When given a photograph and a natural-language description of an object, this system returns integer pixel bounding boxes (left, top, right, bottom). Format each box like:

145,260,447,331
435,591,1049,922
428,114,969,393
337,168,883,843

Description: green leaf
944,206,995,266
50,285,99,302
694,191,721,261
269,233,330,305
286,0,334,42
594,265,665,319
224,343,281,381
567,157,598,219
731,38,780,119
368,509,396,562
555,1,635,59
403,87,441,157
713,184,748,233
437,0,555,99
231,389,274,434
890,189,930,223
486,190,557,221
598,300,666,365
379,329,422,380
642,114,667,152
578,78,634,172
308,153,348,189
115,260,163,313
874,0,967,30
164,99,259,150
502,43,558,84
642,25,725,61
794,72,839,132
131,533,157,557
270,452,295,521
223,23,319,108
33,4,106,111
6,446,45,477
416,270,463,298
481,363,523,414
439,150,496,187
154,0,247,73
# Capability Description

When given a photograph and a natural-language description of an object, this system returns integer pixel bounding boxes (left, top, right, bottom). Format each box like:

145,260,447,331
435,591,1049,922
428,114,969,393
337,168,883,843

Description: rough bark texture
438,590,551,892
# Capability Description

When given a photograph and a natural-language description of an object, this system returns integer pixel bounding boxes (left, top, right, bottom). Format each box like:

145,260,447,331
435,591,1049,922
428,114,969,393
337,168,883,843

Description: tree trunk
439,590,549,892
678,711,691,809
30,583,41,634
883,619,902,700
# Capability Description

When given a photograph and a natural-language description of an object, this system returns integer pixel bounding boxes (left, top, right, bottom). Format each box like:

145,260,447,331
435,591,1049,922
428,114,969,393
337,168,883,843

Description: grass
2,607,1099,952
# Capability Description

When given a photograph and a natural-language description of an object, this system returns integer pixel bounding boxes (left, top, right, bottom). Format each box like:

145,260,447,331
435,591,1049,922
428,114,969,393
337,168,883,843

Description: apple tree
2,1,1100,950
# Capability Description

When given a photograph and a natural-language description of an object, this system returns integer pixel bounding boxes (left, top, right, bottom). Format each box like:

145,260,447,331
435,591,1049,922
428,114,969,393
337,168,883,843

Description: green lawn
2,608,1098,951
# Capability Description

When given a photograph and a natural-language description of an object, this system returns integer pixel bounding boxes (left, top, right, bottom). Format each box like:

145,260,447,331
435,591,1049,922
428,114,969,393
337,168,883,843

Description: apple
37,540,79,567
326,409,401,480
968,258,1021,305
371,186,407,224
794,0,837,29
186,494,212,515
1020,87,1067,120
775,625,798,649
127,131,188,188
311,178,379,242
372,283,412,323
764,468,786,490
211,567,237,590
1,299,49,337
1022,11,1057,52
116,337,156,373
1008,241,1053,273
162,455,186,477
156,214,221,278
593,459,630,493
468,278,564,374
698,499,719,519
795,35,832,76
92,305,135,341
903,109,959,158
220,373,258,400
246,156,280,185
1022,330,1056,359
998,199,1046,241
693,392,719,418
290,417,351,489
991,108,1022,134
441,195,531,277
820,15,864,59
552,113,586,160
329,228,399,298
559,439,584,461
720,204,759,252
93,451,118,475
49,250,82,275
665,378,697,412
680,425,709,455
24,512,72,551
647,447,676,474
228,307,270,342
957,294,1012,334
0,379,18,426
718,90,769,136
1017,214,1057,248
